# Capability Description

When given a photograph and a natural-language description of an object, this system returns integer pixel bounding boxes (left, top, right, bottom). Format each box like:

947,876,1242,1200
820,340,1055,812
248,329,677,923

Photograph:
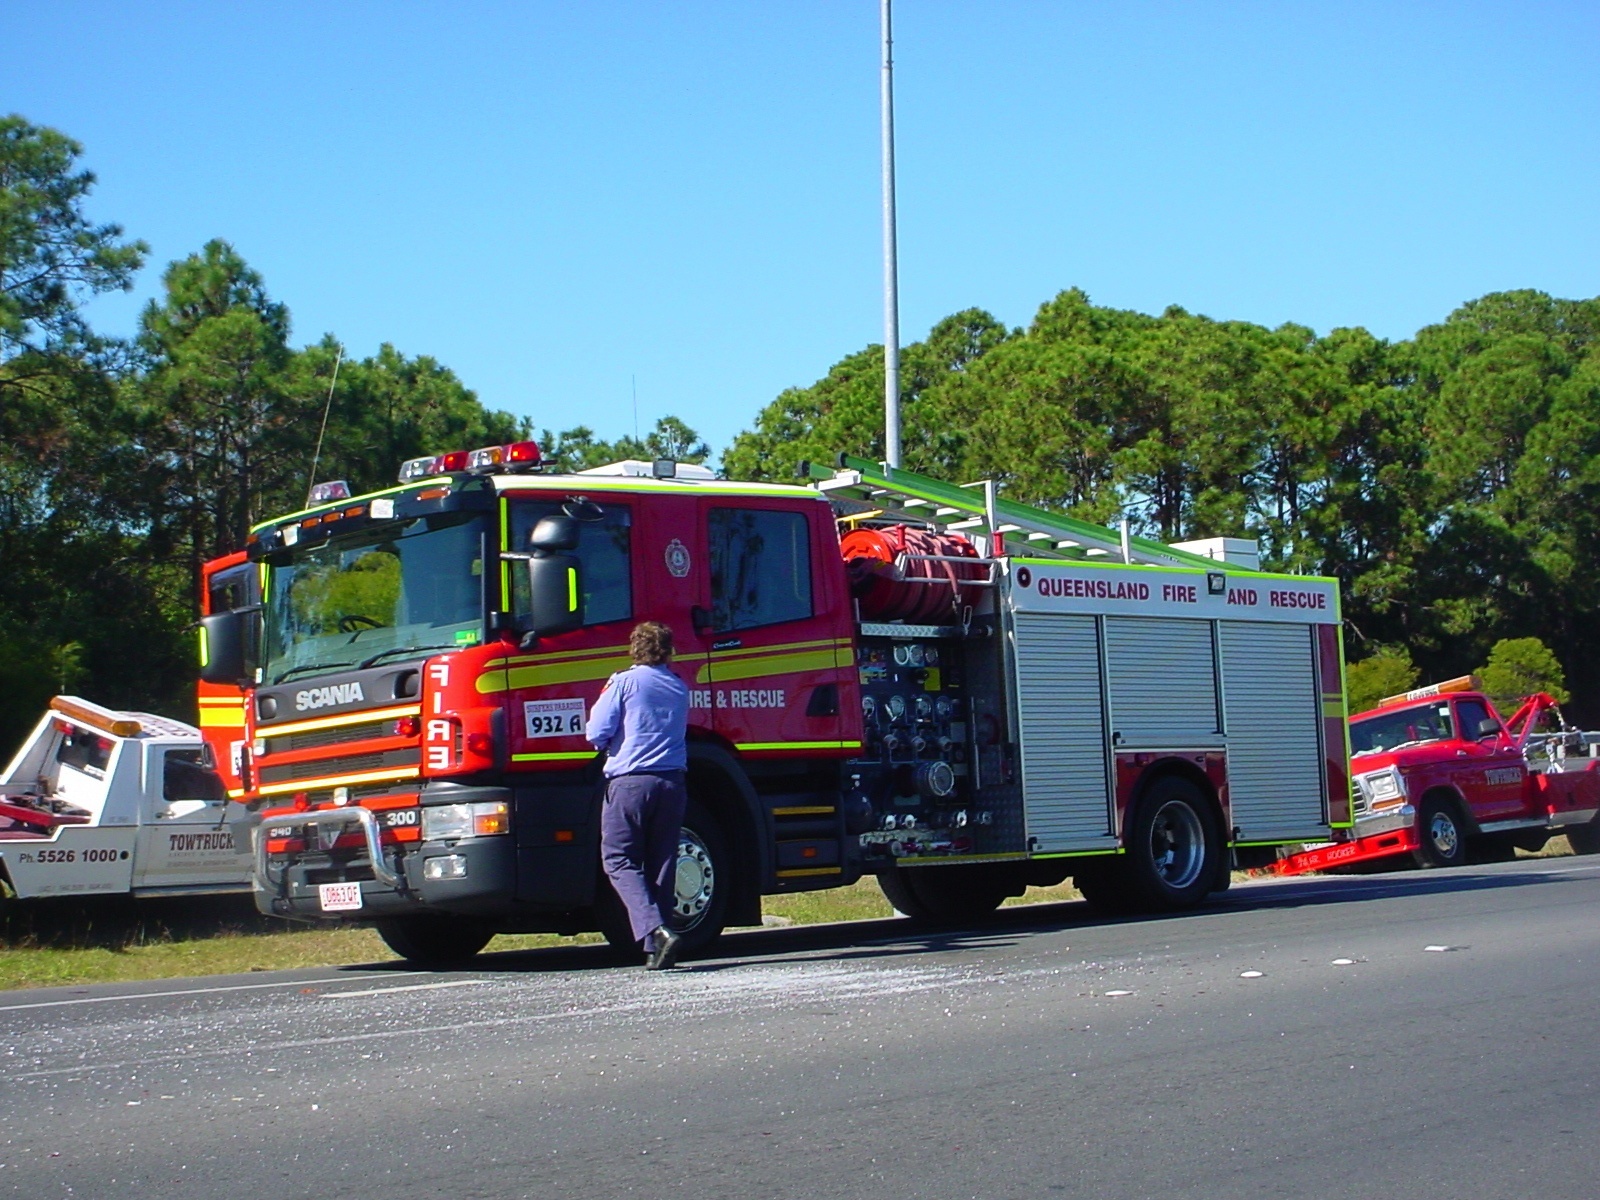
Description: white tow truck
0,696,254,901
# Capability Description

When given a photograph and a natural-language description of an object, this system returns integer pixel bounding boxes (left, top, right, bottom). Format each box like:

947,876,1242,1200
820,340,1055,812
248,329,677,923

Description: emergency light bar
1380,675,1480,707
308,480,352,504
397,441,541,482
50,695,142,738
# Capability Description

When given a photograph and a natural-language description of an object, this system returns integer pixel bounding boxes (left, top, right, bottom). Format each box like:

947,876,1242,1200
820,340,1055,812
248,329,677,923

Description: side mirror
530,515,580,553
523,554,582,640
198,610,258,685
1475,716,1502,740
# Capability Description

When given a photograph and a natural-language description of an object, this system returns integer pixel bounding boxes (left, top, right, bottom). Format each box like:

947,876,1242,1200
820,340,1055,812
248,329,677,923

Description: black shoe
646,926,682,970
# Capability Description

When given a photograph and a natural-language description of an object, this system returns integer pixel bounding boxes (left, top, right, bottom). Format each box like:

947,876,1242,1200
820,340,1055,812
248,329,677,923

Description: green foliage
1345,648,1419,715
542,416,711,472
1477,637,1571,708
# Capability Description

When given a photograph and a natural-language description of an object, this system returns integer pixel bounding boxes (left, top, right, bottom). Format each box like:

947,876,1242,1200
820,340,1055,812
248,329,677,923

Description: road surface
3,858,1598,1199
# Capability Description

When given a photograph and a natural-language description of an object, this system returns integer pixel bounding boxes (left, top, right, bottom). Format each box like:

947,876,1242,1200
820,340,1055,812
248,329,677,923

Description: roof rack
807,455,1232,571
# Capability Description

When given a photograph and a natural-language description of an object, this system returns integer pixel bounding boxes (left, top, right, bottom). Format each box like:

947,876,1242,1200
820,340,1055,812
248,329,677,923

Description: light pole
881,0,901,468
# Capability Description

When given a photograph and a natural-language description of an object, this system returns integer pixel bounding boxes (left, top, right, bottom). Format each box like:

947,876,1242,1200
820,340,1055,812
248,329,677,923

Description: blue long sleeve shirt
585,663,689,777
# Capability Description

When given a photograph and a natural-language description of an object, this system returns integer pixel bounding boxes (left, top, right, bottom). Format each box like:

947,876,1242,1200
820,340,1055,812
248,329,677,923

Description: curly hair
629,620,675,666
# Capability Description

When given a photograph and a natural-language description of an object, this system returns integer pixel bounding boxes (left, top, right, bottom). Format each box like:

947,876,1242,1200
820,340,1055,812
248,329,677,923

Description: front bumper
1350,804,1414,840
253,802,517,921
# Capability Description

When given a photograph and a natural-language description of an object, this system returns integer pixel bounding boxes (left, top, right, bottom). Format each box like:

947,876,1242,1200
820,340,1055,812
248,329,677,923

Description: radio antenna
305,346,344,506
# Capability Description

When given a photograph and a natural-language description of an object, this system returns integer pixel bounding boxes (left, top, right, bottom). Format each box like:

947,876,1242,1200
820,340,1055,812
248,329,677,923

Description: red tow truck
199,447,1348,965
1275,676,1600,875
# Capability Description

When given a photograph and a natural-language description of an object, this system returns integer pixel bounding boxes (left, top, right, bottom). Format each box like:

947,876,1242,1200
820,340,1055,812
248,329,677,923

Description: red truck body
1277,679,1600,873
199,449,1348,964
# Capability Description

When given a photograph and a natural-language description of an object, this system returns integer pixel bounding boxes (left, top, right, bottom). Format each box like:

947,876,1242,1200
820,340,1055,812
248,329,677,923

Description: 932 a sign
522,698,586,740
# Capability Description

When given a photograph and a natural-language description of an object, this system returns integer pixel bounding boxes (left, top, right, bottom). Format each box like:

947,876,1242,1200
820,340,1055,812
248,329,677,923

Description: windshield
1349,703,1454,756
263,512,486,684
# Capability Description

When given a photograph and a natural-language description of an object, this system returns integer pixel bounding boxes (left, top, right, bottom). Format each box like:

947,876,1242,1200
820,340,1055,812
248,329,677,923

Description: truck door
198,553,257,795
701,499,856,755
1452,697,1528,820
132,746,241,890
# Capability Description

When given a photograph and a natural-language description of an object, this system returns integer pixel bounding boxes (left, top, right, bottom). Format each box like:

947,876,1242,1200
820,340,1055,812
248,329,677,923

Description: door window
1455,700,1497,742
708,508,813,631
510,501,633,626
164,748,226,803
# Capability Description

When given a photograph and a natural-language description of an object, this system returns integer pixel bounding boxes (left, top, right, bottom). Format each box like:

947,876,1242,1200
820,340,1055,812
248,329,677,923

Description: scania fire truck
200,445,1349,965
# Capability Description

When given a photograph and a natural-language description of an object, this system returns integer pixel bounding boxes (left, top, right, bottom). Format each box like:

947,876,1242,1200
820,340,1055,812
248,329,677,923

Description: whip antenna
305,347,343,506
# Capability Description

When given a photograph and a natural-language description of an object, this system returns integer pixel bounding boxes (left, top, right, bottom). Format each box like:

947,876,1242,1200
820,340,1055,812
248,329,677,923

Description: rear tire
374,914,493,967
1078,777,1222,914
877,862,1019,924
1412,795,1468,868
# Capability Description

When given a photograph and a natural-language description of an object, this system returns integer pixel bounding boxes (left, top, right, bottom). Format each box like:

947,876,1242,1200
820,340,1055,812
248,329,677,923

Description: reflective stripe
510,751,595,763
775,866,842,878
772,805,836,816
698,649,842,684
480,653,633,695
255,766,420,798
261,704,420,738
735,741,861,752
197,708,247,729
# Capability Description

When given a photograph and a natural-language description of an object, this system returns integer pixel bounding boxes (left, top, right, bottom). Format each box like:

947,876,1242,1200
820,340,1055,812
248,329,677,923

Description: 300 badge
378,808,421,830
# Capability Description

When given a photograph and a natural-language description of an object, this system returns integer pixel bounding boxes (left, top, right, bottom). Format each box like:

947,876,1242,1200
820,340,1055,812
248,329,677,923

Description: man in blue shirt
586,620,690,969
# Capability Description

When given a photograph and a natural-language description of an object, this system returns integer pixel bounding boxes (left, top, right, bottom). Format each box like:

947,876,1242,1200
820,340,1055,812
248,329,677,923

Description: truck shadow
457,859,1586,977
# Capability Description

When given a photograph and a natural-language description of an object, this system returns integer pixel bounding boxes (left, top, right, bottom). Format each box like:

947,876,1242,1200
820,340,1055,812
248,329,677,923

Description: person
585,620,690,970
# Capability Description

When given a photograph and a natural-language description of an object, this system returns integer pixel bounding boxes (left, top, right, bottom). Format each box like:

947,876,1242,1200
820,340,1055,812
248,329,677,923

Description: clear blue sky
9,2,1598,462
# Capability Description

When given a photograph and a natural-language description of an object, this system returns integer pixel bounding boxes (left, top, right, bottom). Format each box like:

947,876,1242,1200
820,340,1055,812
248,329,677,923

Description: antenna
305,347,343,506
632,373,639,444
881,0,902,468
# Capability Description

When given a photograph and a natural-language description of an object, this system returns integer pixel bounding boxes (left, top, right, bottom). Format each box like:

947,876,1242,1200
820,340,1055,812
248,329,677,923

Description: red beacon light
308,480,352,504
467,440,542,475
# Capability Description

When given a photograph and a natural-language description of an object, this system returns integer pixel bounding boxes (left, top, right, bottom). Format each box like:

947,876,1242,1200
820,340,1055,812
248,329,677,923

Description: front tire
601,799,733,958
877,862,1020,924
374,914,493,967
1412,795,1468,868
1567,821,1600,856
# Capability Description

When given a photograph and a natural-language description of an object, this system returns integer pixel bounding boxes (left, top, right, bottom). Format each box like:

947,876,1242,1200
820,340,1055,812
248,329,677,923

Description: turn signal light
394,716,422,738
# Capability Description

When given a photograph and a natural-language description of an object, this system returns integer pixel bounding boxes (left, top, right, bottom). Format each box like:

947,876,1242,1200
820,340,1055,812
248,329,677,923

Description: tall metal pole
881,0,902,468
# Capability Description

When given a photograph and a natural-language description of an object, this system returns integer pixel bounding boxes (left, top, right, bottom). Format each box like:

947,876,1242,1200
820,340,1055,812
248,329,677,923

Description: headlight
422,800,511,841
1360,769,1406,808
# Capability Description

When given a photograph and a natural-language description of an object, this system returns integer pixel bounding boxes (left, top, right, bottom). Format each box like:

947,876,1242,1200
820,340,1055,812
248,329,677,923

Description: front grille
266,719,393,754
258,747,420,784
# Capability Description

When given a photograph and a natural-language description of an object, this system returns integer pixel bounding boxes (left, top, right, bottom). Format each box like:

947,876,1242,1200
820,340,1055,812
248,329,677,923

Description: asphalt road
3,858,1599,1200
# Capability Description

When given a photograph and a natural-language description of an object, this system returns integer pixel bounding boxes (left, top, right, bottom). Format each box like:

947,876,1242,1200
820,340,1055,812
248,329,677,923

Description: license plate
318,882,363,912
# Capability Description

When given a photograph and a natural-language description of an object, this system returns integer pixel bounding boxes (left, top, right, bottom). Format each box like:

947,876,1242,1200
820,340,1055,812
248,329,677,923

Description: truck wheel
597,799,733,959
877,862,1017,924
1567,821,1600,856
1412,796,1468,868
374,915,493,967
1119,777,1223,912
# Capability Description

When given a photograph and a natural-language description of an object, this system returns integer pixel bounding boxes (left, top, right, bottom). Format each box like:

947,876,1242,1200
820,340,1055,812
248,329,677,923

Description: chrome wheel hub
672,829,715,928
1149,800,1206,889
1429,812,1459,858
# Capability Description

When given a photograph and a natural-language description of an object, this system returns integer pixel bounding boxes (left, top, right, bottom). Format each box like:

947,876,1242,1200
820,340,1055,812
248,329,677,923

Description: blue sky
9,2,1598,462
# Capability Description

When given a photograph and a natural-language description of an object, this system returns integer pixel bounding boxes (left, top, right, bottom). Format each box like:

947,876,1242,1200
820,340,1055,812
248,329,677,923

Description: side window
709,508,813,631
208,564,258,615
56,728,114,777
511,501,633,626
163,748,226,802
1456,700,1495,741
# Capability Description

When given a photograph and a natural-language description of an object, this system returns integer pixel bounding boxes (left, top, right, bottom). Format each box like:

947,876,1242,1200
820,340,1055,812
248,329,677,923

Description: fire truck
1273,676,1600,875
199,446,1348,965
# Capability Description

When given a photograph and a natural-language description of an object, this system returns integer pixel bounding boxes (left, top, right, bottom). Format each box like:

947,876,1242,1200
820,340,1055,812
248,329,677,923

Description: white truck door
132,746,242,890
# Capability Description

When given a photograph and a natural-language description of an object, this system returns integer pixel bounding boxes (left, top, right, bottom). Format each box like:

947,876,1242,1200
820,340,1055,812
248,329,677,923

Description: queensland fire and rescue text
199,445,1345,965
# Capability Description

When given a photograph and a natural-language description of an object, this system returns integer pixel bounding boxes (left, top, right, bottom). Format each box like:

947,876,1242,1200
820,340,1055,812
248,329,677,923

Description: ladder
807,454,1227,571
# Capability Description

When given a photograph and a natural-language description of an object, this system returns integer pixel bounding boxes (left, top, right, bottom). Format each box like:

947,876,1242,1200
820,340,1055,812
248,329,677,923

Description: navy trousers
600,771,687,949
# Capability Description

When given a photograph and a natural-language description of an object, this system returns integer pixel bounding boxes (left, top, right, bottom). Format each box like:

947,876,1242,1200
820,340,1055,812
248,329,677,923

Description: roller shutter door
1219,621,1327,840
1104,617,1222,748
1012,613,1115,850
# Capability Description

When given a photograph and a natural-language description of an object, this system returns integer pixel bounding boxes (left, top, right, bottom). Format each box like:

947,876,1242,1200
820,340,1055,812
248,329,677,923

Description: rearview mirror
1475,716,1502,740
530,515,580,553
522,554,582,640
198,610,259,685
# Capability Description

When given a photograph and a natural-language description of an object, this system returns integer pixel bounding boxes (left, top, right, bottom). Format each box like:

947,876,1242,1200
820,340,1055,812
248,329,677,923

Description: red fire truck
202,447,1348,965
1273,676,1600,875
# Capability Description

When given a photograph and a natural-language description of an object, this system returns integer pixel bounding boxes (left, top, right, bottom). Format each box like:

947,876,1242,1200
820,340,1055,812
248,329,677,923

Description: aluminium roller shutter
1218,621,1327,840
1103,616,1222,748
1012,613,1115,850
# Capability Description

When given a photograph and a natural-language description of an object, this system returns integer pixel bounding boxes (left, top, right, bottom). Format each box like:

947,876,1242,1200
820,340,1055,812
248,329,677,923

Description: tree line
0,116,702,751
726,288,1600,725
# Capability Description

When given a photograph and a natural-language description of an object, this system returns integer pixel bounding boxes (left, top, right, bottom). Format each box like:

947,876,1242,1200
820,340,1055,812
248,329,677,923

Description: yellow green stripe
772,805,836,816
776,866,842,878
511,751,596,763
479,653,633,695
699,649,842,684
735,740,861,752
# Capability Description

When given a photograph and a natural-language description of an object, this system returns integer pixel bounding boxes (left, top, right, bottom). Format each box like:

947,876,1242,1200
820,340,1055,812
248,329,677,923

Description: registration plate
318,882,364,912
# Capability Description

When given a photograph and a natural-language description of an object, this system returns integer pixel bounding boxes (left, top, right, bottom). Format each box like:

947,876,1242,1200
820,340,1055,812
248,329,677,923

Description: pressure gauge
935,695,954,719
924,646,940,667
914,695,934,720
861,695,877,720
893,644,912,666
906,644,926,668
886,694,906,721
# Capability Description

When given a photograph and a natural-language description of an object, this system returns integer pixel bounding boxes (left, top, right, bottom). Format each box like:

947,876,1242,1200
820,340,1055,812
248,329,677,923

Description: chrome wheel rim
672,827,716,929
1429,811,1459,858
1148,800,1206,889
